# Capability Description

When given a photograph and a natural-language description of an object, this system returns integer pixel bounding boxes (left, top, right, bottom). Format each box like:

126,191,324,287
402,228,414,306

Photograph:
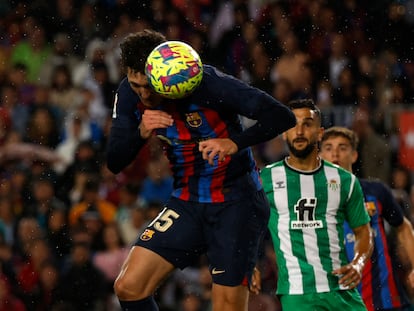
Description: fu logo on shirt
291,197,323,229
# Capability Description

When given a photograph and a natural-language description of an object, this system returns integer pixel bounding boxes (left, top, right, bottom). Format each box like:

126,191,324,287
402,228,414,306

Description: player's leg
114,245,174,309
207,188,270,311
211,283,249,311
115,198,206,310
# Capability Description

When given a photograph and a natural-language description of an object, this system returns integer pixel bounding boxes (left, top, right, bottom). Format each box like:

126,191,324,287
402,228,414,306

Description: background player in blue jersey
320,126,414,311
106,29,296,311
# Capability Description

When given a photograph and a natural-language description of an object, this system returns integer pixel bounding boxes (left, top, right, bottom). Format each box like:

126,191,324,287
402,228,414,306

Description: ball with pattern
145,41,203,99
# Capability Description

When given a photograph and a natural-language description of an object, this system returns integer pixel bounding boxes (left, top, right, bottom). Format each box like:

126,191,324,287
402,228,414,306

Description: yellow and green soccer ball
145,41,203,99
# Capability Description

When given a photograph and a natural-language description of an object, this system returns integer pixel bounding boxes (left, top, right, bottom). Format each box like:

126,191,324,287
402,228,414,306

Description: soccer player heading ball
106,29,296,311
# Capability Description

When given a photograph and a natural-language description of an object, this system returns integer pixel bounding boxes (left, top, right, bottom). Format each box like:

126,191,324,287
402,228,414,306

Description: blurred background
0,0,414,310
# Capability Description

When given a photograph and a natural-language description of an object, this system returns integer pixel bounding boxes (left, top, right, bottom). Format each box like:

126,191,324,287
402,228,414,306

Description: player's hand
249,267,262,295
198,138,238,166
408,269,414,289
140,109,173,139
332,261,363,289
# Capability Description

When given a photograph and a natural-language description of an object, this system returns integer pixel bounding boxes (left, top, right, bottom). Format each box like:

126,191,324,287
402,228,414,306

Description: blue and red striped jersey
344,179,411,311
107,65,295,203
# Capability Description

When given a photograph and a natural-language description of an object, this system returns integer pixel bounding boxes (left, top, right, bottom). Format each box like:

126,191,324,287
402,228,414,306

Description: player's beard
286,138,318,159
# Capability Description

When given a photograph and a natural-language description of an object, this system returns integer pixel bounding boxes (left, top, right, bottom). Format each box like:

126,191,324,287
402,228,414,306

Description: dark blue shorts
135,188,270,286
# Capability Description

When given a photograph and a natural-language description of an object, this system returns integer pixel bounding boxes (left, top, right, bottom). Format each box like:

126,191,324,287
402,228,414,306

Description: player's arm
332,223,373,289
396,217,414,288
198,67,296,164
203,66,296,150
332,175,373,288
106,79,147,174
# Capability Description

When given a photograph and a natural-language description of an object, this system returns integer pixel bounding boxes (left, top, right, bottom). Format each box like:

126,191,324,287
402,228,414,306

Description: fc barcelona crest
140,229,155,241
185,112,202,127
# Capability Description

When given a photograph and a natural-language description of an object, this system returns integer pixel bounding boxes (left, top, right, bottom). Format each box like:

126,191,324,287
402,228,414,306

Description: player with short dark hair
320,126,414,311
106,29,296,311
260,99,373,310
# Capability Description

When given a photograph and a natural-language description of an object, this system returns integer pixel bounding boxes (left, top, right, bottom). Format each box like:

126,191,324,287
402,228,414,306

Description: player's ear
351,150,358,164
317,127,324,142
282,131,287,141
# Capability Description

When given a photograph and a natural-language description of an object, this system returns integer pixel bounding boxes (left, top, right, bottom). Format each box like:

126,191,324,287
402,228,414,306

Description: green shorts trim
280,289,367,311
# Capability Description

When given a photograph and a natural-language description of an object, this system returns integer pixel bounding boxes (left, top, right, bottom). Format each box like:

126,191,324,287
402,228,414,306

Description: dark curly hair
120,29,166,74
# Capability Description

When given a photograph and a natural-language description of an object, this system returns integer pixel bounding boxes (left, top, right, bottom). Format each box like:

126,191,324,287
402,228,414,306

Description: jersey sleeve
200,66,296,150
345,175,370,228
106,78,147,174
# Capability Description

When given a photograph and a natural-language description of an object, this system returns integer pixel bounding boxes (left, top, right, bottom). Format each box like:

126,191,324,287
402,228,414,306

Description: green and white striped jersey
260,159,370,295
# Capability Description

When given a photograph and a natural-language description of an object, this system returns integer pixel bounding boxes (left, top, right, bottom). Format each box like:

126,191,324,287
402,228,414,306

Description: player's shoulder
359,178,390,193
323,160,352,174
260,160,284,173
322,160,358,184
117,77,133,93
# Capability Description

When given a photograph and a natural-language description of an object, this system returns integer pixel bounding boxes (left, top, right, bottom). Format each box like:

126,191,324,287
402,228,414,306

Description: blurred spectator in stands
36,260,61,310
90,61,117,113
307,3,338,67
0,197,17,246
331,66,356,127
391,165,413,221
72,38,107,87
139,155,173,206
326,32,351,89
23,105,60,148
116,182,146,246
11,18,51,83
270,30,311,97
38,33,80,87
0,83,30,136
16,239,52,310
0,107,11,146
57,140,100,204
58,240,107,311
98,160,125,207
92,222,129,291
7,164,31,218
25,175,66,230
54,114,91,175
0,275,26,311
242,40,273,93
357,53,375,80
46,206,71,267
332,66,357,107
315,80,333,111
355,76,377,114
13,217,44,260
378,2,413,61
213,2,250,76
48,64,83,115
68,178,116,229
352,108,392,183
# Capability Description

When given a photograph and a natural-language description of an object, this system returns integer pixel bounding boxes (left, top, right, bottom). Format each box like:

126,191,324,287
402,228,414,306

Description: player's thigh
115,246,174,297
211,283,249,311
135,198,206,269
207,189,270,286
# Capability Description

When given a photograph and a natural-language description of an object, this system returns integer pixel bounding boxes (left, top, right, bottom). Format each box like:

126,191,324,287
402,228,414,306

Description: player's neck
286,153,321,172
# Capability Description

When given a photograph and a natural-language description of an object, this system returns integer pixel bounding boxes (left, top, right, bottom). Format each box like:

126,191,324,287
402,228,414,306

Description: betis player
260,99,373,310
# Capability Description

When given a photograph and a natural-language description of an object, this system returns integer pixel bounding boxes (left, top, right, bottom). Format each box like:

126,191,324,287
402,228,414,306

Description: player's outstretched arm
396,217,414,289
332,223,373,289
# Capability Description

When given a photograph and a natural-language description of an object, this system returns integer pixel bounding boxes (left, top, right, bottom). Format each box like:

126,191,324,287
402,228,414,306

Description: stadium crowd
0,0,414,310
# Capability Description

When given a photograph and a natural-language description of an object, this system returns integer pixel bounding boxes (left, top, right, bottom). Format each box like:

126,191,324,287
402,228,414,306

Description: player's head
283,99,323,159
120,29,166,75
319,126,359,172
120,30,166,107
